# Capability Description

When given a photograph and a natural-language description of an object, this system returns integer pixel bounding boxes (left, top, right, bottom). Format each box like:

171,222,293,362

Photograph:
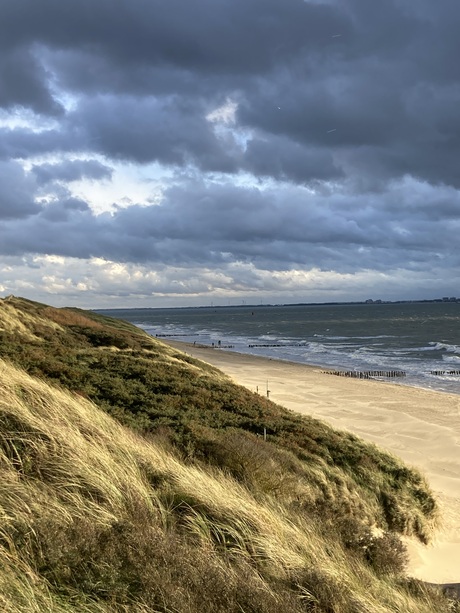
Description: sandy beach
165,340,460,585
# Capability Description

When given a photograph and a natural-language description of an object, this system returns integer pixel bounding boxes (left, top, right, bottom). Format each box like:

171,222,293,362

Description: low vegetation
0,295,456,612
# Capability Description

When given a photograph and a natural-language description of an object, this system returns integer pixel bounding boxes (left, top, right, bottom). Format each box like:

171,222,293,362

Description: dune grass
0,296,457,611
0,359,454,612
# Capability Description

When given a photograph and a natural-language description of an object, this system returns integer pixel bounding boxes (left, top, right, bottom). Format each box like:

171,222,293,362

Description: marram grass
0,358,454,612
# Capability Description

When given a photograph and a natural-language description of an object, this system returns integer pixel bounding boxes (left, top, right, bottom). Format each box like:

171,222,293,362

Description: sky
0,0,459,308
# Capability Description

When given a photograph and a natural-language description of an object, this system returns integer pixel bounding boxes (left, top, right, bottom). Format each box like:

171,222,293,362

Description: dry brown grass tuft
42,307,107,329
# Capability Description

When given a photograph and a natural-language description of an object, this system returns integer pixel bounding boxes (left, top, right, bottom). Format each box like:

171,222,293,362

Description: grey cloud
0,126,80,160
244,135,343,183
32,159,113,185
0,161,41,219
0,180,458,275
39,197,90,222
0,47,62,115
70,95,237,170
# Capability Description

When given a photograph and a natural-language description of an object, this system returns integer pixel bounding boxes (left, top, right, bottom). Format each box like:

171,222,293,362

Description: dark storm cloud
0,47,63,115
0,0,349,76
1,0,459,185
1,0,460,302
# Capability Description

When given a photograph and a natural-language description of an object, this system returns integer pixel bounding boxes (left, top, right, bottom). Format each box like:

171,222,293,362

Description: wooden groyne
155,333,200,337
430,370,460,376
248,343,305,348
182,343,235,349
322,369,406,379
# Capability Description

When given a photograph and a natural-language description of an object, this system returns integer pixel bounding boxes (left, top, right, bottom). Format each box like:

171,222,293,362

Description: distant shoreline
95,297,460,311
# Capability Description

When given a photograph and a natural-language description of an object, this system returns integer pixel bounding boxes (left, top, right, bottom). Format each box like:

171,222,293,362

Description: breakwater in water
323,369,406,379
155,333,200,337
430,370,460,376
248,343,306,348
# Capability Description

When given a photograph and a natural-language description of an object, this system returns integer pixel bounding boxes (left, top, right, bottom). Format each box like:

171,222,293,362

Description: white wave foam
442,354,460,363
431,342,460,354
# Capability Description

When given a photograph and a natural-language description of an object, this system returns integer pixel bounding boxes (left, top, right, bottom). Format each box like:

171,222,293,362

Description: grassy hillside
0,295,456,612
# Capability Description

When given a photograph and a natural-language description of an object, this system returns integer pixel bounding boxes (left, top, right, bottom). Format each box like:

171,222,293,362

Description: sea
97,302,460,395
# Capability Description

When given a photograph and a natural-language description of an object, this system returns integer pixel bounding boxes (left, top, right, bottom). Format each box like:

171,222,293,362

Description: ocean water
97,302,460,395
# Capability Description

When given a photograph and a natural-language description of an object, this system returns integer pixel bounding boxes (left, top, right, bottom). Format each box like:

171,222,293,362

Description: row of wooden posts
430,370,460,376
155,333,200,337
322,369,407,379
248,343,305,348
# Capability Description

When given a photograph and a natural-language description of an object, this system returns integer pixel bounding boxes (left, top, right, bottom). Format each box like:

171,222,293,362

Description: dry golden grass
0,358,453,612
0,301,54,341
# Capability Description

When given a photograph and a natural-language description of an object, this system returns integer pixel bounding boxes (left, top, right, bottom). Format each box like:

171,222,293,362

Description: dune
164,340,460,585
